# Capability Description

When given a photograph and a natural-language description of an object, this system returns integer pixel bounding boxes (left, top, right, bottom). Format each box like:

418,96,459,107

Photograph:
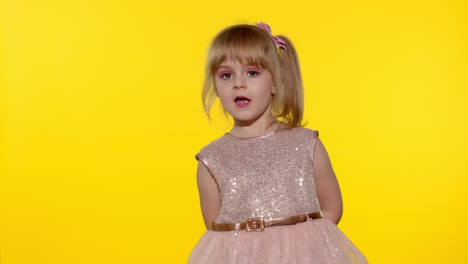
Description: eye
219,72,232,80
246,70,260,77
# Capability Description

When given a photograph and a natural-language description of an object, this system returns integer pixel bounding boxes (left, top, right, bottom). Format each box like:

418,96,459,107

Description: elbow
322,207,343,225
334,208,343,225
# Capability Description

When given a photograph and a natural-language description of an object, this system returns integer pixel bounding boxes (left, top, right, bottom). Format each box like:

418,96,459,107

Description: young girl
189,22,367,264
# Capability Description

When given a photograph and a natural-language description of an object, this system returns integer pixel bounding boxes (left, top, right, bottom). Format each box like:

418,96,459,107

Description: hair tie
255,22,287,51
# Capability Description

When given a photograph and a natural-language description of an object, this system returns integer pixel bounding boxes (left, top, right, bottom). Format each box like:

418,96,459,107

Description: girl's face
215,59,275,126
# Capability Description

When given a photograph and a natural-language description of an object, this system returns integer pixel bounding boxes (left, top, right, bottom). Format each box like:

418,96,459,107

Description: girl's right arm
196,160,221,230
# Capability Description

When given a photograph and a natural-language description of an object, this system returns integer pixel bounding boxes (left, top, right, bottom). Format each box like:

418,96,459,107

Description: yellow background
2,0,467,263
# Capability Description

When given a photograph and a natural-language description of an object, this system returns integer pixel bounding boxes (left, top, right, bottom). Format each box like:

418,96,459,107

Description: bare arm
196,160,221,230
313,137,343,224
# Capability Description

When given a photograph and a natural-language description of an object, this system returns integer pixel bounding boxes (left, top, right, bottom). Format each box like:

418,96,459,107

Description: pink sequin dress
189,127,367,263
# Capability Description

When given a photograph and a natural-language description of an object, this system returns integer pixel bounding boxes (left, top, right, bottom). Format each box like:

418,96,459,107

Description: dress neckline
225,127,280,140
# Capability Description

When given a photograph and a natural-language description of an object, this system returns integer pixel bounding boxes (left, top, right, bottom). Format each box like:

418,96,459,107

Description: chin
227,107,272,124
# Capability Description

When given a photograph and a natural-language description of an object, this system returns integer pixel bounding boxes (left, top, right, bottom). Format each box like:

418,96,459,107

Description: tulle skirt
188,218,367,264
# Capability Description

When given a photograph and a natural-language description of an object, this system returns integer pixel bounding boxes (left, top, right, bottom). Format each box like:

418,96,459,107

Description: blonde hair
202,24,304,127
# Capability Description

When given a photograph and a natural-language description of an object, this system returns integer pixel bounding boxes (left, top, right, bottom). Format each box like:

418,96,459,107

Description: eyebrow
216,66,231,73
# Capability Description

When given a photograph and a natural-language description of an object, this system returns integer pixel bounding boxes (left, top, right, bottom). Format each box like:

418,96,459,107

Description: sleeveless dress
189,127,367,264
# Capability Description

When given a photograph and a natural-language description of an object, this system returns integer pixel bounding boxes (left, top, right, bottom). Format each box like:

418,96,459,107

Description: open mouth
234,96,251,108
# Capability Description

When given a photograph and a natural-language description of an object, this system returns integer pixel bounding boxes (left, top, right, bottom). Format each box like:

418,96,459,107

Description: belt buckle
246,218,264,232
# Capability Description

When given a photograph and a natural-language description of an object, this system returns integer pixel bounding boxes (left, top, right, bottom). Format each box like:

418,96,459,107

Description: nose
233,75,246,89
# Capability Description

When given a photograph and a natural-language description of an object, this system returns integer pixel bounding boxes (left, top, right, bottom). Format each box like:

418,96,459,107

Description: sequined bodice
196,127,321,223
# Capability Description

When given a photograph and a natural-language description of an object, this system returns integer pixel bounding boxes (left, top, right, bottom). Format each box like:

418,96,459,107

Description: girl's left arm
312,137,343,224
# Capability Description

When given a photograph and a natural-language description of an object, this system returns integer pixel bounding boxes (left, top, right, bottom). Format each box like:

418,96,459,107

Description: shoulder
280,126,319,139
195,134,230,161
280,127,320,156
299,126,319,137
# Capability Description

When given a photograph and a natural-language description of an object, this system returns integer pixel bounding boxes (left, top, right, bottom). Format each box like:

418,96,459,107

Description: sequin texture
197,127,320,223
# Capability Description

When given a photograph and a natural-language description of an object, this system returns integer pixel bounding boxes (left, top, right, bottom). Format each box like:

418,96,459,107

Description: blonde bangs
207,26,278,75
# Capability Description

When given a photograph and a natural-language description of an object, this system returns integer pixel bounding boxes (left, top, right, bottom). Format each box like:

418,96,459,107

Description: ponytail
271,35,304,127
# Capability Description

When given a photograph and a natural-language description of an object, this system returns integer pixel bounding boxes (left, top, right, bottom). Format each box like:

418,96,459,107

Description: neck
230,118,279,138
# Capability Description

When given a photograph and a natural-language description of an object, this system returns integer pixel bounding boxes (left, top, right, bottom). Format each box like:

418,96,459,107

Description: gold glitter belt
211,211,323,232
